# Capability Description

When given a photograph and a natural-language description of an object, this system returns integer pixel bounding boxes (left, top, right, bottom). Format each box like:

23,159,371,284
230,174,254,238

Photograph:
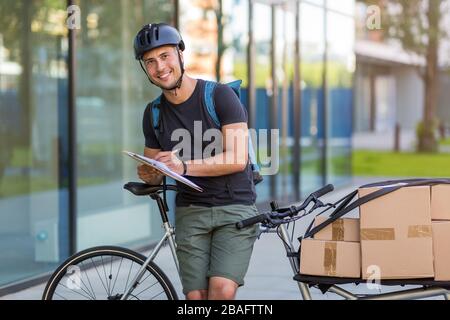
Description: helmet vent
146,31,152,45
155,26,160,41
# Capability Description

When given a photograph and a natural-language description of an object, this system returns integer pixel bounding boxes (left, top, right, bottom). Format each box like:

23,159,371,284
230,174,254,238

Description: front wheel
42,246,178,300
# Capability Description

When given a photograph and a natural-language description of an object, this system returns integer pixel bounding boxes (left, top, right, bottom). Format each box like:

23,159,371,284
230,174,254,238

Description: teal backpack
149,79,263,185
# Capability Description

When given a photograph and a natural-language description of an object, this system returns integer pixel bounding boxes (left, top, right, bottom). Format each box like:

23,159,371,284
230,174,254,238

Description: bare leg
208,277,238,300
186,290,208,300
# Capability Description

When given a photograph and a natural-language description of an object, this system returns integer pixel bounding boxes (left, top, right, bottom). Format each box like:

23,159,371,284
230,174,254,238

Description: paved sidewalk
1,177,445,300
353,130,416,152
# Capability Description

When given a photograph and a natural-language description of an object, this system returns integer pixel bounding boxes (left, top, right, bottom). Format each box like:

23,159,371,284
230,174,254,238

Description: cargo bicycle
42,179,450,300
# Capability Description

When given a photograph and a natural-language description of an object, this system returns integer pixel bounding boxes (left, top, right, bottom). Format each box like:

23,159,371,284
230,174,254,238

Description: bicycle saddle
123,182,177,196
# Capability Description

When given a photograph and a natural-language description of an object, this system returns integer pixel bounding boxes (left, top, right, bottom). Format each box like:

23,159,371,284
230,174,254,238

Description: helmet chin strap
139,47,185,93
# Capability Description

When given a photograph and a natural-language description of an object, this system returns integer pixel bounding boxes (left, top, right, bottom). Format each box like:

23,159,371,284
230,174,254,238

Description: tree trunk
215,0,223,82
418,0,440,153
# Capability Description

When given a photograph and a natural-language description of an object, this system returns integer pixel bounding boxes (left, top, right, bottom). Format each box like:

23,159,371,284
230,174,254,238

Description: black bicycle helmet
134,23,185,60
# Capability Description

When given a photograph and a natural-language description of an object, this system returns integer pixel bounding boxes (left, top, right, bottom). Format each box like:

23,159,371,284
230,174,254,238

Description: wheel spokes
51,254,170,300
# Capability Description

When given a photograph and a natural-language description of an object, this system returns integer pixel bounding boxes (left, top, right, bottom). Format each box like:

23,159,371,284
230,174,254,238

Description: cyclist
134,23,258,300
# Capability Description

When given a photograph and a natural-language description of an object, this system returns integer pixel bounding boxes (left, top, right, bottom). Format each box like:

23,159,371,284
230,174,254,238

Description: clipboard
123,151,204,192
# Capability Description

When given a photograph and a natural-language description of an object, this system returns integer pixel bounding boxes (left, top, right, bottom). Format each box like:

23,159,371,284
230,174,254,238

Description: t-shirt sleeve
142,103,161,149
213,84,248,126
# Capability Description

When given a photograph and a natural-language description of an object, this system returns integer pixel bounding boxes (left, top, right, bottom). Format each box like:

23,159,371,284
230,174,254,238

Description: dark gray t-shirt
142,79,257,207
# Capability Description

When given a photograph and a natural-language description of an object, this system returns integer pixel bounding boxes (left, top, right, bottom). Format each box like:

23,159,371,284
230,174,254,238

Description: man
134,23,258,300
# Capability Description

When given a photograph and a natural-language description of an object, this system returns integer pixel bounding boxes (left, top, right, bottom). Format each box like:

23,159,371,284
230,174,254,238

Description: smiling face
142,45,183,90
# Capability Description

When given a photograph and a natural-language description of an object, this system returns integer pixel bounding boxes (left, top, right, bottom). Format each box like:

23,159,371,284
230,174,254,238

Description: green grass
353,150,450,177
440,138,450,146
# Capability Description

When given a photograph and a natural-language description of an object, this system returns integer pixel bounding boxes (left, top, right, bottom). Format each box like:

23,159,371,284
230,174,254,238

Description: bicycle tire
42,246,178,300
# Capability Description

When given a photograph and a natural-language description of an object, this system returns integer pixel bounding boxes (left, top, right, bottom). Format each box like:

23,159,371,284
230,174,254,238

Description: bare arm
155,122,249,177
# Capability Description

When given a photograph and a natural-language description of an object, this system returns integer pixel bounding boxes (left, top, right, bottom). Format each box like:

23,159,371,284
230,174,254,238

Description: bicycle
42,182,180,300
42,181,450,300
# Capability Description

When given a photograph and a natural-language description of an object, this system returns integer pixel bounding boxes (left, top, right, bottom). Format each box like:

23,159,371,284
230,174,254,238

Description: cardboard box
358,186,434,279
431,185,450,220
313,217,360,242
300,239,361,278
432,221,450,281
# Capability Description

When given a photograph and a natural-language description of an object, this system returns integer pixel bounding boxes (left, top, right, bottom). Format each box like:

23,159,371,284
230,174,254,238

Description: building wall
354,63,424,134
438,72,450,126
394,67,424,130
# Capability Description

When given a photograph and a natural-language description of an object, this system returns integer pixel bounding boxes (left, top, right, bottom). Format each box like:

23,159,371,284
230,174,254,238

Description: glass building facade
0,0,354,292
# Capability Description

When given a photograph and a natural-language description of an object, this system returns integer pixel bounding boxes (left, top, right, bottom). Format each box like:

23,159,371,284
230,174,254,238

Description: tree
361,0,450,152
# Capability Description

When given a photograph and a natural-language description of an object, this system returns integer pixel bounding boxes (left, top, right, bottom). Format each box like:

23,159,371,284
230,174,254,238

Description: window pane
326,11,355,187
0,0,69,286
276,7,296,202
327,0,355,15
222,0,248,85
75,0,174,250
179,0,218,80
253,2,272,203
300,2,326,196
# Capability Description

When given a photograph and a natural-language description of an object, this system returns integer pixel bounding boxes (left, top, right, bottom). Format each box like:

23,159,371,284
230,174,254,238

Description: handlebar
311,184,334,199
236,184,334,230
236,214,269,229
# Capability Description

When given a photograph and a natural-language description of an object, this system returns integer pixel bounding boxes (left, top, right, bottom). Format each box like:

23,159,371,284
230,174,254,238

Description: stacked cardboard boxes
300,217,361,278
431,185,450,281
300,183,450,281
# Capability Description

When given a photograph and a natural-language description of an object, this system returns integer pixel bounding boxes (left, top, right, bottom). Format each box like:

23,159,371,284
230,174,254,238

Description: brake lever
262,216,286,228
307,200,336,214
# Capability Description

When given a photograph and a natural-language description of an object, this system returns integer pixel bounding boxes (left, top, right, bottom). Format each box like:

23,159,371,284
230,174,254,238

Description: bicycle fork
276,224,312,300
120,221,180,300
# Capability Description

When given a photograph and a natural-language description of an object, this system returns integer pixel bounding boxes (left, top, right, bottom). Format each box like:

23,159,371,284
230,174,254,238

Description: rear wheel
42,246,178,300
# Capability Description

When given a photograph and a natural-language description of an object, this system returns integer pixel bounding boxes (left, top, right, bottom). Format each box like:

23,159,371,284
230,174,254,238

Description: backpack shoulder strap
226,79,243,97
149,95,162,141
204,80,220,127
204,80,244,127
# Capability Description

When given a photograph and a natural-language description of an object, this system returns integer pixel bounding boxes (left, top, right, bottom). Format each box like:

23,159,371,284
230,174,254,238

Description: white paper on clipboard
123,151,204,192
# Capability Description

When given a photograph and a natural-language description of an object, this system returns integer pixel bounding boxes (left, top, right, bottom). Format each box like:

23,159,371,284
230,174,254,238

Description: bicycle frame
274,224,450,300
121,193,180,300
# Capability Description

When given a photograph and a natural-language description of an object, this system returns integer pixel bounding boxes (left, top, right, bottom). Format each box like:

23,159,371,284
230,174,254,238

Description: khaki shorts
175,204,259,295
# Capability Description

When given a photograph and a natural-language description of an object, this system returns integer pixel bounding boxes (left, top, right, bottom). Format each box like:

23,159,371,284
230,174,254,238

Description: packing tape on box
332,219,345,241
408,225,432,238
361,225,432,240
324,242,337,276
360,228,395,240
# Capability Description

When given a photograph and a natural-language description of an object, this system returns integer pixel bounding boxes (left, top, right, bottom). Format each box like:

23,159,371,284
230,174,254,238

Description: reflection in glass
179,0,218,80
276,6,296,203
75,0,173,250
253,2,272,203
326,11,354,187
300,2,326,197
0,0,68,286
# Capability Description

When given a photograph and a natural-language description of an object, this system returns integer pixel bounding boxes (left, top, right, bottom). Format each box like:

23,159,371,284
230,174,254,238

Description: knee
209,280,238,300
186,290,208,300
